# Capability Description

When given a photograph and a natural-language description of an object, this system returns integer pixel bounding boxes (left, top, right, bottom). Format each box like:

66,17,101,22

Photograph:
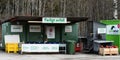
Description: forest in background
0,0,119,37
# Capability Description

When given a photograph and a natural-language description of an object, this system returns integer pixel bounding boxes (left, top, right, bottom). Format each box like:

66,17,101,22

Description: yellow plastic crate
6,43,18,47
6,48,17,53
5,43,18,53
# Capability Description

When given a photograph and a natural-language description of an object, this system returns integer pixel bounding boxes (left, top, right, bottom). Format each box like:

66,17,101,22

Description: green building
2,16,88,49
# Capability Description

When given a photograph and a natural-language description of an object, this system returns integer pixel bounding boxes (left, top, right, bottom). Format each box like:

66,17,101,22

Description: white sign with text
22,44,59,52
42,17,67,23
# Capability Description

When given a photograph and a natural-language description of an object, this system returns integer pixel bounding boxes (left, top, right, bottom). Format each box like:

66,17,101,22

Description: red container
75,42,83,52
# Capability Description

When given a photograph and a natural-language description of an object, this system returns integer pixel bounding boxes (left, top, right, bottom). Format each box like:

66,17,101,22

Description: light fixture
28,21,42,23
67,21,71,23
17,22,20,25
28,21,70,23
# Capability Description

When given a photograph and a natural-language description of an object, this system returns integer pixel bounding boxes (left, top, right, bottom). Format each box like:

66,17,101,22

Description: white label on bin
11,25,23,32
29,25,41,32
65,25,72,32
98,28,106,34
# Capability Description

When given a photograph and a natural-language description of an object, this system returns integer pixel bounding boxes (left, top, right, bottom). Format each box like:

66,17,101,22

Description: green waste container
66,40,76,54
100,20,120,52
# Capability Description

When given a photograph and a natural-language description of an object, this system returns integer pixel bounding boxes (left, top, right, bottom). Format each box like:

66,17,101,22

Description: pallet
110,48,119,55
99,48,119,56
99,48,110,55
101,53,118,56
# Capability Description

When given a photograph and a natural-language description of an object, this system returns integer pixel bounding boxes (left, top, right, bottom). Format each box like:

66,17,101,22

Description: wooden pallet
99,48,110,55
101,53,118,56
110,48,119,55
99,48,119,56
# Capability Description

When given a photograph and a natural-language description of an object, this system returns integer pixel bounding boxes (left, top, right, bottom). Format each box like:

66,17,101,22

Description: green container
62,23,78,42
100,20,120,52
26,24,43,42
66,40,76,54
2,22,27,48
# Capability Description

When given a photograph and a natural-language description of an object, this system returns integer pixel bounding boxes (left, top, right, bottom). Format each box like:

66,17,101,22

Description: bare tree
0,0,119,37
113,0,118,19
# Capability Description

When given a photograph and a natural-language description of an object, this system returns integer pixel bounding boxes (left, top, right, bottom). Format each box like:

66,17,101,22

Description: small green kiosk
101,20,120,52
2,16,88,54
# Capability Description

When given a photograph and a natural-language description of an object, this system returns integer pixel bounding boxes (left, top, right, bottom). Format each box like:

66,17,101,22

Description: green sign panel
42,17,67,23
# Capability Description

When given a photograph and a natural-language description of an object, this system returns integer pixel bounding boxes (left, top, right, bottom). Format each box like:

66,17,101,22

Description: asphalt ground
0,50,120,60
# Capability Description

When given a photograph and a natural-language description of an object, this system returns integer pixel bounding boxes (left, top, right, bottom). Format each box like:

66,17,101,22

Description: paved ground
0,50,120,60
